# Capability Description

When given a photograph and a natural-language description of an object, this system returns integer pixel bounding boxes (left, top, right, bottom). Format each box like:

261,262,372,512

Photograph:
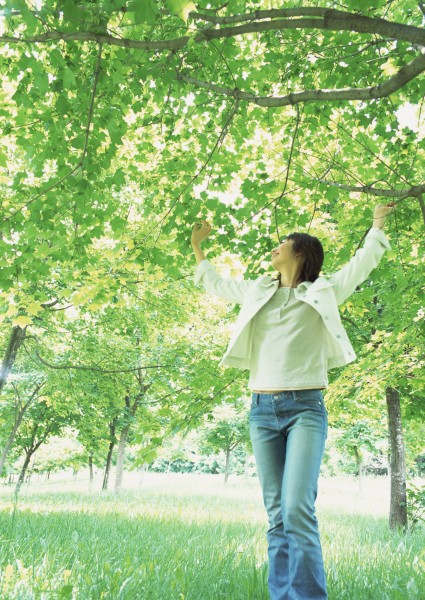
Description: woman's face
271,237,298,269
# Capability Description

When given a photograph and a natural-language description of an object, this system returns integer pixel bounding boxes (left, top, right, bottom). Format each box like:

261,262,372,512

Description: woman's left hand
373,202,395,229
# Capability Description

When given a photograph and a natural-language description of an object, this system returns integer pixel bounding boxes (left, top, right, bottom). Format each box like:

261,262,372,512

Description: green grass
0,478,423,599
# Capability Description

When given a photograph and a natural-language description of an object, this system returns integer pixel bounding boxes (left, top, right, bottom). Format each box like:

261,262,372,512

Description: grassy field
0,473,423,599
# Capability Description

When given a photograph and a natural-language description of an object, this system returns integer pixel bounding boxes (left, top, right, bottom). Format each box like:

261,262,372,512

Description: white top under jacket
248,286,329,390
194,227,391,372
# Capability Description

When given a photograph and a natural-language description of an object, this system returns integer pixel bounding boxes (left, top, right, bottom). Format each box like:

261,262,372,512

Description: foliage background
0,0,423,492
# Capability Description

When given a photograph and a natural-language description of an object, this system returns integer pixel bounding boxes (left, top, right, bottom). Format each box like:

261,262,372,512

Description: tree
0,375,45,476
12,399,69,493
200,401,251,484
0,0,422,526
386,387,408,530
334,421,383,493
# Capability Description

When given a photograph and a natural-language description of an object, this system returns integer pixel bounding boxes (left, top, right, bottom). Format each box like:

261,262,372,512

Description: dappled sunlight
0,1,423,598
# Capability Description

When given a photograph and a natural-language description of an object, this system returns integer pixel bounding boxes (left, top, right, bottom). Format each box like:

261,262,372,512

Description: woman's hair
283,232,324,283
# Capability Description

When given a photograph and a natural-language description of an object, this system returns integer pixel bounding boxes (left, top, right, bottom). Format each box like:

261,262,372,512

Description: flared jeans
249,389,328,600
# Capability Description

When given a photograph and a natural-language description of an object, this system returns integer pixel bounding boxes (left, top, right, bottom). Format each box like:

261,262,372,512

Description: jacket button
336,334,341,339
314,300,318,304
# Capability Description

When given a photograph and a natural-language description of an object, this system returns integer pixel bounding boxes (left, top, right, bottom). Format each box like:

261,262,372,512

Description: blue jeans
249,389,328,600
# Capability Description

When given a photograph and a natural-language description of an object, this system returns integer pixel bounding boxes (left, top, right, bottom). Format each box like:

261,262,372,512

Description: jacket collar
261,276,333,292
309,277,334,291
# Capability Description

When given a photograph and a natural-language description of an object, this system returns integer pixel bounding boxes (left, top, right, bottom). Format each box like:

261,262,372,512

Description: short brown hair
284,232,324,282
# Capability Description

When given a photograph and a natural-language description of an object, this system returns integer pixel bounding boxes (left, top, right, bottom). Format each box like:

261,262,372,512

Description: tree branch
24,340,177,374
275,104,300,239
132,98,240,247
326,114,411,186
191,7,423,43
0,30,188,50
81,42,103,167
2,43,103,223
185,374,245,426
177,51,425,107
2,8,425,47
197,12,425,46
317,180,425,200
2,164,82,223
40,299,60,309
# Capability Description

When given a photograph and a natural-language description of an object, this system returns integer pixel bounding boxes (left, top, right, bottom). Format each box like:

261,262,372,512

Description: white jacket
195,228,391,371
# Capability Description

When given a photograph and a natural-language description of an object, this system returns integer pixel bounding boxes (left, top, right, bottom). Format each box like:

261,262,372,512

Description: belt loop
256,393,260,405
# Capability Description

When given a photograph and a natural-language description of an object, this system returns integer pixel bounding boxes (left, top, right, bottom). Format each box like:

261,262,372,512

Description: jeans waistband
252,389,324,401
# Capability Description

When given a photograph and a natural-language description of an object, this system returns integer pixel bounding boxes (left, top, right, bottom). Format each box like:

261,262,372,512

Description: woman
191,203,393,600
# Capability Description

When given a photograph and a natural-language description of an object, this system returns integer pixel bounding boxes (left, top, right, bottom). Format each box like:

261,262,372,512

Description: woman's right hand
191,221,212,246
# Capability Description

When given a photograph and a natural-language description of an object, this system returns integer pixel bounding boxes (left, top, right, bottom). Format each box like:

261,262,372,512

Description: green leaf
102,0,126,16
34,71,49,95
324,186,340,201
128,0,159,24
70,136,84,149
166,0,196,22
63,68,77,90
13,315,32,328
110,216,127,233
59,0,85,24
55,94,71,115
26,302,44,316
49,48,65,68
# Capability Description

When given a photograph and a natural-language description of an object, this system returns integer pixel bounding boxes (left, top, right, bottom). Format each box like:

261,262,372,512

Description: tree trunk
0,419,22,477
114,426,130,494
88,453,94,491
102,440,115,491
353,446,364,494
15,449,34,494
224,448,231,485
244,452,250,479
0,326,27,394
102,419,117,491
139,463,148,487
386,387,407,530
113,384,145,493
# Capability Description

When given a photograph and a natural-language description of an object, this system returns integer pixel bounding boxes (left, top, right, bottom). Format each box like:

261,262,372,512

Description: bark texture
114,426,130,494
224,448,231,485
386,387,408,530
0,326,27,394
16,449,35,493
102,419,117,491
1,8,424,108
88,453,94,490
